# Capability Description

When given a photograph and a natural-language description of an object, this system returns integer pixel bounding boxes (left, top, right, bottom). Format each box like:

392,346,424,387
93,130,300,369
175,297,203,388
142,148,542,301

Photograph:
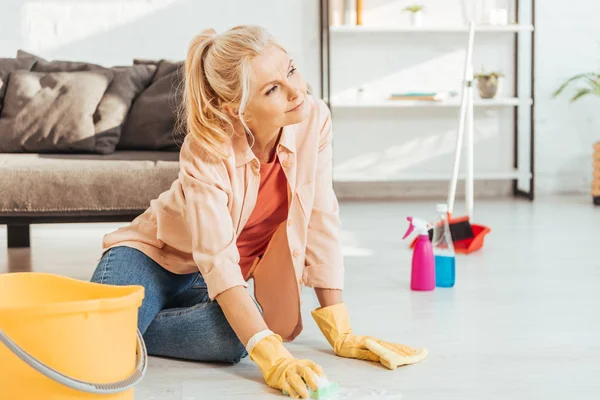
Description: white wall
1,0,598,196
536,1,600,195
0,0,321,91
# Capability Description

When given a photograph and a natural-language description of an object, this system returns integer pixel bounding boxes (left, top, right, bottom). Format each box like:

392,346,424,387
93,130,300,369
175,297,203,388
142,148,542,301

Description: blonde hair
182,25,283,162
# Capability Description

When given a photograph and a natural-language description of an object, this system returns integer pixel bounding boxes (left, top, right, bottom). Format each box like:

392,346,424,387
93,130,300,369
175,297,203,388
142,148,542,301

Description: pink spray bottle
403,217,436,291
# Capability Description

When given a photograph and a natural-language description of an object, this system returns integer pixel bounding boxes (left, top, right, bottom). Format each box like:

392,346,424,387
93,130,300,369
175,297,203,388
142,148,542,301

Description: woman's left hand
311,303,428,369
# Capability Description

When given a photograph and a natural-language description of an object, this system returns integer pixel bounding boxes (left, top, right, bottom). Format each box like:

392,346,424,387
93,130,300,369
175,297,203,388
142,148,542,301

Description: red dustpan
446,214,490,254
409,214,490,254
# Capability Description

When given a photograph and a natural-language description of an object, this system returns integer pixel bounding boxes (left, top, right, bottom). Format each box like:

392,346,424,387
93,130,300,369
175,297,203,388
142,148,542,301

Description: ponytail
183,29,231,162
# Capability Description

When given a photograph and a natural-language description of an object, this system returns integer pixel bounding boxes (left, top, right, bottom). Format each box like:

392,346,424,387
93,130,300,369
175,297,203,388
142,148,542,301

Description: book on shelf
330,0,362,26
388,91,458,102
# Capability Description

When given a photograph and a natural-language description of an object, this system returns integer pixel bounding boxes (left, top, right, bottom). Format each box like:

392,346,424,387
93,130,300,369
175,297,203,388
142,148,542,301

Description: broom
444,21,490,253
408,22,490,253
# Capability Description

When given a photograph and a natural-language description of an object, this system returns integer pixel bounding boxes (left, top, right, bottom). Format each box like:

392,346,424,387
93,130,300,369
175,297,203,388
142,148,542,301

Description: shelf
330,24,534,33
331,97,533,108
333,169,532,182
319,0,535,199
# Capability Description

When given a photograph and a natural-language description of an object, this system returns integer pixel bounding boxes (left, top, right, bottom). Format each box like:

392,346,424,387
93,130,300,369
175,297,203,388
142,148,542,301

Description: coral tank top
237,156,288,279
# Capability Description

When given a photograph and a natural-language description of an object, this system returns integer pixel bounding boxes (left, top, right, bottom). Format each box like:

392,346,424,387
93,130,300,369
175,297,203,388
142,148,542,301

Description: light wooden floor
1,197,599,399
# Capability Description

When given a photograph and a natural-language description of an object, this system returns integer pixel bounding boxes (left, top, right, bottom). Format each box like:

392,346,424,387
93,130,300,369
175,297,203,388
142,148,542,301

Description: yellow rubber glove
249,333,326,399
311,302,428,369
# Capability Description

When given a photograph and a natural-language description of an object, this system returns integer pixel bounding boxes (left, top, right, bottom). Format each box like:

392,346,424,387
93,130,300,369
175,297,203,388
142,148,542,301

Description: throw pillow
16,50,157,153
118,59,184,151
0,70,114,153
17,49,97,72
0,58,36,114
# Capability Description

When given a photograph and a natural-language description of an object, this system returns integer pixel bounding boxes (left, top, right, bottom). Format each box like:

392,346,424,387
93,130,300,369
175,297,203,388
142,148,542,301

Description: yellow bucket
0,272,146,400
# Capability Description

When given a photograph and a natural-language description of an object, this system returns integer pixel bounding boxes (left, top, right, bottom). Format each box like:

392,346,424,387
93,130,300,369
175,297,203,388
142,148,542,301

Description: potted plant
402,4,425,27
553,72,600,103
474,69,504,99
553,72,600,205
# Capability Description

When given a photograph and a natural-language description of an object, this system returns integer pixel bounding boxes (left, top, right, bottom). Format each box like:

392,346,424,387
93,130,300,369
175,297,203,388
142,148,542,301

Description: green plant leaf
402,4,425,13
585,77,600,95
553,73,599,98
474,70,503,79
570,88,592,102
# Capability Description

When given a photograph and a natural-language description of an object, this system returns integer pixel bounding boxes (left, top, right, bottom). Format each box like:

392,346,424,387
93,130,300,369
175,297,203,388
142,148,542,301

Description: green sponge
282,373,339,399
308,378,339,399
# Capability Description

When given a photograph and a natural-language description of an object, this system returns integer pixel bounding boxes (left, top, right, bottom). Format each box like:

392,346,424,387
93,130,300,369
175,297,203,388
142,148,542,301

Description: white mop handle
448,21,476,214
465,22,476,219
448,86,468,214
465,85,474,219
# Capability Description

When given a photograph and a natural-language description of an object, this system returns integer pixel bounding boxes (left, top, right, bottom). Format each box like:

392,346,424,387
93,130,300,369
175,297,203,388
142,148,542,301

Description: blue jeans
91,246,248,363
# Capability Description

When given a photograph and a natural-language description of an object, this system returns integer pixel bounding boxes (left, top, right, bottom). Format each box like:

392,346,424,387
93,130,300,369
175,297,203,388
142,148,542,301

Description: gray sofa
0,52,184,248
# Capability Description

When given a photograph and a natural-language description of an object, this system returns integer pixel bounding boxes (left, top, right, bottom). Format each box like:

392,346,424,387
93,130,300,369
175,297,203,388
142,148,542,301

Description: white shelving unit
318,0,536,199
331,97,533,109
334,169,532,182
330,24,534,33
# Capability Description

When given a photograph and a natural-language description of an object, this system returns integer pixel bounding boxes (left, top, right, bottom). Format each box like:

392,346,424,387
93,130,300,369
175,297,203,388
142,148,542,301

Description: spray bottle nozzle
402,217,415,239
402,216,430,239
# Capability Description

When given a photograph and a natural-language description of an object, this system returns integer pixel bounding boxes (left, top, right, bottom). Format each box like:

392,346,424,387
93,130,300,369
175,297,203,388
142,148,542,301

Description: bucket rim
0,272,144,318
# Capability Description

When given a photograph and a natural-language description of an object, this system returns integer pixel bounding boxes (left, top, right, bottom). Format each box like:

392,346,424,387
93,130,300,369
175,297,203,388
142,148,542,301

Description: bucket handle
0,328,148,395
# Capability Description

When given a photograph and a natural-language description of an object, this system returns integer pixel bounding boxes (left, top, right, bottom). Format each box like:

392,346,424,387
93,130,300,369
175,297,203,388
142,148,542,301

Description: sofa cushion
118,60,184,151
16,50,94,73
0,70,114,153
0,152,179,214
0,57,36,114
16,50,157,153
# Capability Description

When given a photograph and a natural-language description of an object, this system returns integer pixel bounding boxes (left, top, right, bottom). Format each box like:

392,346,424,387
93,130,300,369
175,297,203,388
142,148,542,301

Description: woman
92,25,427,398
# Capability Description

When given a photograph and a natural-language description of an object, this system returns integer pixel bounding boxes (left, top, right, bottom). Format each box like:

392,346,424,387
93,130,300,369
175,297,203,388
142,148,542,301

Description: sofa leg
7,225,31,248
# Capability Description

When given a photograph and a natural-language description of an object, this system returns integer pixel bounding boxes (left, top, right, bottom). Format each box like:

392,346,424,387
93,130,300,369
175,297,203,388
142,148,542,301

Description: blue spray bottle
432,204,456,287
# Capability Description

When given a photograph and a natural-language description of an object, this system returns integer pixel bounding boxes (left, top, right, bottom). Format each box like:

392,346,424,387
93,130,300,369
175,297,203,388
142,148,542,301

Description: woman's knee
90,248,114,284
90,246,173,334
91,246,145,285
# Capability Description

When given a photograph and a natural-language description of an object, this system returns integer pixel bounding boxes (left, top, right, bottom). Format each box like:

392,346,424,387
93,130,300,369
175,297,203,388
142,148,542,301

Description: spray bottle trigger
402,217,415,240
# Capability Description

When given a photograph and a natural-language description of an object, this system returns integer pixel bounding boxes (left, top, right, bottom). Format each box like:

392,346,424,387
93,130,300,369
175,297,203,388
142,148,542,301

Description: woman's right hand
215,287,324,397
249,333,325,399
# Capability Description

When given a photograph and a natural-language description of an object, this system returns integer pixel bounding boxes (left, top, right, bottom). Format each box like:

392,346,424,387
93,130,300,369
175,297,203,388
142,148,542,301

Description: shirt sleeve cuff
302,264,344,290
202,261,249,300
